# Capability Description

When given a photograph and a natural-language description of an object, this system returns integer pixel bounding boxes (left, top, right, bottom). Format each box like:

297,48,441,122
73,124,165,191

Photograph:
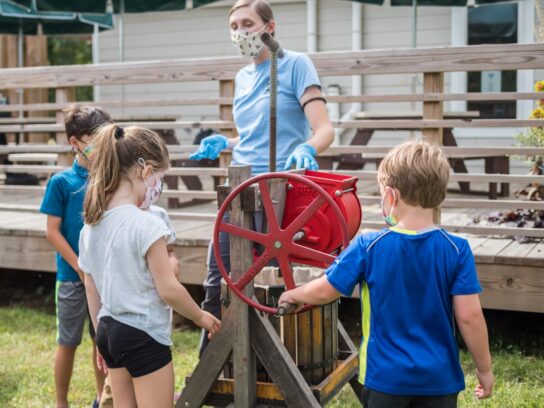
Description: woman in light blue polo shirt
190,0,334,354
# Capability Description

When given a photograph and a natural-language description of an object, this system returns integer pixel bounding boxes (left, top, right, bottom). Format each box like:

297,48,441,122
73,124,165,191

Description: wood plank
2,164,543,185
297,310,313,383
281,313,297,367
466,237,490,252
0,120,236,133
173,246,208,286
354,111,478,120
228,165,256,407
523,242,544,268
1,43,543,89
472,238,515,264
176,307,235,408
54,88,74,167
24,35,49,144
331,301,338,371
1,144,544,158
322,146,544,157
0,91,542,114
311,307,324,384
422,72,444,145
335,119,544,129
315,352,359,406
322,303,333,378
219,80,235,180
332,92,543,104
249,308,320,408
0,234,55,272
0,97,234,113
495,241,540,266
478,264,544,314
359,196,544,211
209,378,284,402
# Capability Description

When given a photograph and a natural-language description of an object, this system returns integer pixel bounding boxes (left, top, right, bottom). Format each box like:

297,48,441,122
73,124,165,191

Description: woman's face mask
381,187,399,227
230,24,268,57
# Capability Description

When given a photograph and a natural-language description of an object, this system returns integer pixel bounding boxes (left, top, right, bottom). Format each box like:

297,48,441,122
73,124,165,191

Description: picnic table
329,111,509,199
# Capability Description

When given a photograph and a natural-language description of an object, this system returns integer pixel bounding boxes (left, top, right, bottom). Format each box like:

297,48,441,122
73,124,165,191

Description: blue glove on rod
189,134,229,161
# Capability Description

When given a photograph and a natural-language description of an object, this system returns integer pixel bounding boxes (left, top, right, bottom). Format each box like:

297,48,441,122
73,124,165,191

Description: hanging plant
515,80,544,201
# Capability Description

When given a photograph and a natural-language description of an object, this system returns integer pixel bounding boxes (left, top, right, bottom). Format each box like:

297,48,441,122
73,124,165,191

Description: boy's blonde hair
377,140,450,209
84,124,169,225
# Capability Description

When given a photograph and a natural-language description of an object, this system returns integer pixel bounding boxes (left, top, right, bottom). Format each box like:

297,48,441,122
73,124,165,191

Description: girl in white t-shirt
78,124,220,408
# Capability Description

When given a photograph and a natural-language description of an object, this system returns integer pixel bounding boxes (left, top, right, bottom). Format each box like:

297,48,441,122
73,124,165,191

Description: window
467,3,518,119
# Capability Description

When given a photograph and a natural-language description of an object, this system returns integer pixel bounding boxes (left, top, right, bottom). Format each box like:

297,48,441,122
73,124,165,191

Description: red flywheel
214,172,350,315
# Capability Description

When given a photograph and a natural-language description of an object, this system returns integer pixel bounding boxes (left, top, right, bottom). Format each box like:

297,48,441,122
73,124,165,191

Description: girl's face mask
138,158,163,210
381,187,399,227
230,24,268,57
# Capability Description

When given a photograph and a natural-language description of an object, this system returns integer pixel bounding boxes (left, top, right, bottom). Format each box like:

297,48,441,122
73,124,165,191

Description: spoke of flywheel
235,251,272,290
258,180,280,233
219,222,268,245
285,195,326,235
291,243,336,266
277,255,296,290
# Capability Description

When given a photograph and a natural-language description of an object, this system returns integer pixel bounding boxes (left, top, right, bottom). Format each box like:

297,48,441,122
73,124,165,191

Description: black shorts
362,388,458,408
96,316,172,378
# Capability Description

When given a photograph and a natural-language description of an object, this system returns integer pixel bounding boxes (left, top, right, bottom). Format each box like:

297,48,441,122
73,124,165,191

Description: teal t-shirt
40,160,88,282
232,50,321,175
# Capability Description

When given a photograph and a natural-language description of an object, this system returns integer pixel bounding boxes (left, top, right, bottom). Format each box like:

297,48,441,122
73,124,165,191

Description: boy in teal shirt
40,105,112,408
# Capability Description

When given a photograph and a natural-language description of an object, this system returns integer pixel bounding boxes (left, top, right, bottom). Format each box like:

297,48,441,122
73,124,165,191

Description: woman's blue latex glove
189,134,228,160
284,143,319,170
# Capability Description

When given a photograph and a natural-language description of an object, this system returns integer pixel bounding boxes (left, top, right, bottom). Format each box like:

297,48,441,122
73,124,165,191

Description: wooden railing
1,43,544,238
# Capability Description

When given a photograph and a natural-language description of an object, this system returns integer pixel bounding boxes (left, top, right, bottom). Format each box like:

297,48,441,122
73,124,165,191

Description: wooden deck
1,190,542,313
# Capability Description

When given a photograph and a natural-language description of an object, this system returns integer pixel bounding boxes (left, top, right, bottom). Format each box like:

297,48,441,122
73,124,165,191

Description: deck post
422,72,444,224
219,80,235,185
228,165,257,406
55,87,74,167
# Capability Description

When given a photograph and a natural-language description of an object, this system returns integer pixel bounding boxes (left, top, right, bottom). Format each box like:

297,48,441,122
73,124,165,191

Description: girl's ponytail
84,124,122,224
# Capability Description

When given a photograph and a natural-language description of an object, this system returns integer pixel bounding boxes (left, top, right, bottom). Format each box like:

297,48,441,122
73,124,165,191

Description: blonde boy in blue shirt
280,140,494,408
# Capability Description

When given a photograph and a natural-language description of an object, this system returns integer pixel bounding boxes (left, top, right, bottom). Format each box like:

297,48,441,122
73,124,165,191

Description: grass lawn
1,304,543,407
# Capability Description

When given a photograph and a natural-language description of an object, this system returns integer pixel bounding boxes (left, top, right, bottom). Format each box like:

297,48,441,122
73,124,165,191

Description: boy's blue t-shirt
40,160,88,282
232,50,321,175
326,227,482,396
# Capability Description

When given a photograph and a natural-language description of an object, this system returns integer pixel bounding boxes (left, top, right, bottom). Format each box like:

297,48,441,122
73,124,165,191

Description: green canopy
13,0,220,14
349,0,513,5
0,0,113,35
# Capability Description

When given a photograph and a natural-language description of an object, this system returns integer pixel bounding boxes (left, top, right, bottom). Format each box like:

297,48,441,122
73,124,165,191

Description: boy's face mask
230,24,268,57
72,137,95,163
80,143,95,161
380,187,399,227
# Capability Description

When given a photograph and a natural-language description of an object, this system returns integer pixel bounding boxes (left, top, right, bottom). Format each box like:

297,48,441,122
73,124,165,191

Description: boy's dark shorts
363,387,458,408
96,316,172,378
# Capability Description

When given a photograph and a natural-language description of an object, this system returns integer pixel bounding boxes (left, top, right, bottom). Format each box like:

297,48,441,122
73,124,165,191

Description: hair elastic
114,126,124,139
